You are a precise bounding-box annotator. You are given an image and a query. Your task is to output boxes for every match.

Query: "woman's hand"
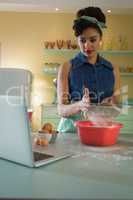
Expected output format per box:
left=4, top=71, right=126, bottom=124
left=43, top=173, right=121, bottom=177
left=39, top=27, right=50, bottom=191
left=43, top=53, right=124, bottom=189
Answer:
left=78, top=88, right=90, bottom=112
left=101, top=96, right=116, bottom=106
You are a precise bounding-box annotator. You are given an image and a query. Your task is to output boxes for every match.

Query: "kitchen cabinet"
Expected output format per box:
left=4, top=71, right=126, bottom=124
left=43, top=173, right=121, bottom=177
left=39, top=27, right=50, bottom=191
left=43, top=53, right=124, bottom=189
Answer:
left=41, top=104, right=133, bottom=134
left=115, top=106, right=133, bottom=134
left=41, top=104, right=60, bottom=129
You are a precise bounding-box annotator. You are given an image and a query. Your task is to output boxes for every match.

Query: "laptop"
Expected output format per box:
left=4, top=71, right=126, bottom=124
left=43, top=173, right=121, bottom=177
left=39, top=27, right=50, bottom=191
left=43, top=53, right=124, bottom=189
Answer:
left=0, top=95, right=72, bottom=167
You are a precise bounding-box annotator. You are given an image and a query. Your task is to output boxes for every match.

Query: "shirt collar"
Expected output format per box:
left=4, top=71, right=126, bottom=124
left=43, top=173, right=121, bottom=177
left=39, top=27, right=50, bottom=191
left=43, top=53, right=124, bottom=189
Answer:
left=77, top=52, right=103, bottom=65
left=72, top=52, right=113, bottom=70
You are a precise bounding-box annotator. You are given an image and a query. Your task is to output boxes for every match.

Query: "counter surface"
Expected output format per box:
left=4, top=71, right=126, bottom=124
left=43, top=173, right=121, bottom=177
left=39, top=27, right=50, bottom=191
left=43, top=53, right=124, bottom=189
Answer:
left=1, top=133, right=133, bottom=199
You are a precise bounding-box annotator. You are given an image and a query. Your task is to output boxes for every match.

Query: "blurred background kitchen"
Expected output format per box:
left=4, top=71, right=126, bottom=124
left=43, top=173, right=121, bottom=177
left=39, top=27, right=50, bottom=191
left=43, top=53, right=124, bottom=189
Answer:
left=0, top=0, right=133, bottom=131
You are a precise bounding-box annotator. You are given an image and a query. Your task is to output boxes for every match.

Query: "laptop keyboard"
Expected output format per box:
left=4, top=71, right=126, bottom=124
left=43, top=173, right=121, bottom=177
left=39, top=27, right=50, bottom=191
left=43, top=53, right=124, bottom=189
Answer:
left=33, top=152, right=54, bottom=162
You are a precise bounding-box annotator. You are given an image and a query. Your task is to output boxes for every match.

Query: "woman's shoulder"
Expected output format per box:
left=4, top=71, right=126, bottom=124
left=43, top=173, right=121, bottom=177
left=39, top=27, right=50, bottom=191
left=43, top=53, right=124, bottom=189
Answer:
left=102, top=57, right=119, bottom=71
left=58, top=61, right=72, bottom=76
left=70, top=52, right=85, bottom=70
left=101, top=57, right=120, bottom=75
left=100, top=56, right=112, bottom=65
left=71, top=52, right=82, bottom=63
left=59, top=52, right=81, bottom=74
left=100, top=56, right=114, bottom=69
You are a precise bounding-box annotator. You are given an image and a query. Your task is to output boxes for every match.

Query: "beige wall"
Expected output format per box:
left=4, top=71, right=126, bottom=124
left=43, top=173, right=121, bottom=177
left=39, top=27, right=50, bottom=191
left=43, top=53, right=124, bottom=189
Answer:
left=105, top=15, right=133, bottom=49
left=0, top=12, right=75, bottom=129
left=0, top=11, right=133, bottom=129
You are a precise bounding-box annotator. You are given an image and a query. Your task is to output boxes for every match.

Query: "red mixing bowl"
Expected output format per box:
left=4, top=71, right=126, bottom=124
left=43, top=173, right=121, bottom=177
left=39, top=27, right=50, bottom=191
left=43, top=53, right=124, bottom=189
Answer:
left=75, top=121, right=123, bottom=146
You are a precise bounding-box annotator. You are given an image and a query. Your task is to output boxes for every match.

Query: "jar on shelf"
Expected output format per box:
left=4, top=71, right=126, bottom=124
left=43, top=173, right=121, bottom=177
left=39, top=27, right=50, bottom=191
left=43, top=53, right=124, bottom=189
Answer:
left=119, top=65, right=125, bottom=73
left=49, top=42, right=56, bottom=49
left=44, top=41, right=49, bottom=49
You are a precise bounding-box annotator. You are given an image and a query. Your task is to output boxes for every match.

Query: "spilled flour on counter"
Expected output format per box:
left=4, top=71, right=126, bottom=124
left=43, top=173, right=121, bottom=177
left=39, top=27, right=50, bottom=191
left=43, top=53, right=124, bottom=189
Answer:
left=72, top=148, right=133, bottom=167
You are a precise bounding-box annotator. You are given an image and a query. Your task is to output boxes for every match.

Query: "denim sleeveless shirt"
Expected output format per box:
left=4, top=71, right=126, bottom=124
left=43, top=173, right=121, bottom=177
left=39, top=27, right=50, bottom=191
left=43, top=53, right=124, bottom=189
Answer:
left=69, top=52, right=115, bottom=103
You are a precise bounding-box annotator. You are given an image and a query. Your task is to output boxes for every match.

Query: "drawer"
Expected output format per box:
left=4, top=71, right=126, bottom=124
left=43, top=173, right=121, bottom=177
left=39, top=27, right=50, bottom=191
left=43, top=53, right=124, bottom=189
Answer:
left=43, top=105, right=58, bottom=113
left=116, top=120, right=133, bottom=129
left=115, top=114, right=133, bottom=121
left=42, top=112, right=59, bottom=118
left=122, top=122, right=133, bottom=130
left=120, top=129, right=133, bottom=134
left=41, top=118, right=60, bottom=129
left=116, top=107, right=133, bottom=120
left=115, top=120, right=133, bottom=134
left=42, top=105, right=59, bottom=118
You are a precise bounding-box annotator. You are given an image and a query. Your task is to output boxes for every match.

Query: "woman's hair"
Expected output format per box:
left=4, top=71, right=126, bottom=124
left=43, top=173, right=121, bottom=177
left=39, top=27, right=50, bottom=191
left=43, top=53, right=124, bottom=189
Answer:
left=73, top=7, right=106, bottom=37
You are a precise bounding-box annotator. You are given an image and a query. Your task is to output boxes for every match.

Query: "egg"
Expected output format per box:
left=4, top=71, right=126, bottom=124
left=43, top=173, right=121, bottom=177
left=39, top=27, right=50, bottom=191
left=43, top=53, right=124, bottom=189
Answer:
left=41, top=138, right=49, bottom=146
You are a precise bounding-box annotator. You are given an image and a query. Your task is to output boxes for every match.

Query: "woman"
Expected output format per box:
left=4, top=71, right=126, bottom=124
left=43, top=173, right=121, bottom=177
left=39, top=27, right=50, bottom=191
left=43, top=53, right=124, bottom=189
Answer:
left=57, top=7, right=120, bottom=133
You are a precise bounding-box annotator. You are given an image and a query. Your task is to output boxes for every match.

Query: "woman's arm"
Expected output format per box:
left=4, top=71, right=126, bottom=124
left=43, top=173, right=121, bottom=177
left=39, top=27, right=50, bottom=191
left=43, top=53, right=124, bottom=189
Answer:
left=57, top=61, right=80, bottom=117
left=57, top=62, right=90, bottom=117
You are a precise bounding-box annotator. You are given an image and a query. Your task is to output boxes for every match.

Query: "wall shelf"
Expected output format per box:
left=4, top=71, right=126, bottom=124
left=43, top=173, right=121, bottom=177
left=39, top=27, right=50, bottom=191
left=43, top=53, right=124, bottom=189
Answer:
left=120, top=73, right=133, bottom=76
left=43, top=68, right=57, bottom=75
left=43, top=49, right=133, bottom=76
left=44, top=49, right=79, bottom=57
left=43, top=71, right=133, bottom=77
left=44, top=49, right=133, bottom=56
left=99, top=50, right=133, bottom=56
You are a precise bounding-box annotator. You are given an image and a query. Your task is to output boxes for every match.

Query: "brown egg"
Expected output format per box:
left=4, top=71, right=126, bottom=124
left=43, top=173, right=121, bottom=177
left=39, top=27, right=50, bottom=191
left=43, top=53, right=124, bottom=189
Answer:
left=42, top=123, right=53, bottom=133
left=36, top=138, right=41, bottom=145
left=41, top=138, right=49, bottom=146
left=49, top=130, right=57, bottom=134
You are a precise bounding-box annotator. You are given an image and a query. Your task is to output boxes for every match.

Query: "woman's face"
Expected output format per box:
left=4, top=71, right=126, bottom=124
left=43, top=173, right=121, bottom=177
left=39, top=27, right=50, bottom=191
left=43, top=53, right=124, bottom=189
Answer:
left=77, top=27, right=102, bottom=57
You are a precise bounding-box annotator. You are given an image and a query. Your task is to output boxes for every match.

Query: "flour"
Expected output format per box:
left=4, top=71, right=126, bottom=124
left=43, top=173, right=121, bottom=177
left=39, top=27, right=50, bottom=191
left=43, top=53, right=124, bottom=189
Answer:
left=83, top=105, right=121, bottom=126
left=72, top=149, right=133, bottom=167
left=84, top=111, right=113, bottom=126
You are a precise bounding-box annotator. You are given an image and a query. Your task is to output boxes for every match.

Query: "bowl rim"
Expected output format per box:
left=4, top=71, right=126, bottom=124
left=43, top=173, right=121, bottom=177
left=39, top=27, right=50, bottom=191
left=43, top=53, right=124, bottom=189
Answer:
left=75, top=120, right=123, bottom=128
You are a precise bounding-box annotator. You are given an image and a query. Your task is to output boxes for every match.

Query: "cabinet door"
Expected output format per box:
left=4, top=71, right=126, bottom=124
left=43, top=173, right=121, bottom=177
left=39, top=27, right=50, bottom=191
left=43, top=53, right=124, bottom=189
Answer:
left=117, top=120, right=133, bottom=134
left=115, top=107, right=133, bottom=134
left=41, top=104, right=60, bottom=129
left=42, top=118, right=60, bottom=129
left=42, top=105, right=59, bottom=117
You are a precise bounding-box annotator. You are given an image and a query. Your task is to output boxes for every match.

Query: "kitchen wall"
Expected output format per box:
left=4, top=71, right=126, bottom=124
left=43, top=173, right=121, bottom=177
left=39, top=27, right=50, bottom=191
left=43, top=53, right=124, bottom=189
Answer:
left=0, top=11, right=133, bottom=129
